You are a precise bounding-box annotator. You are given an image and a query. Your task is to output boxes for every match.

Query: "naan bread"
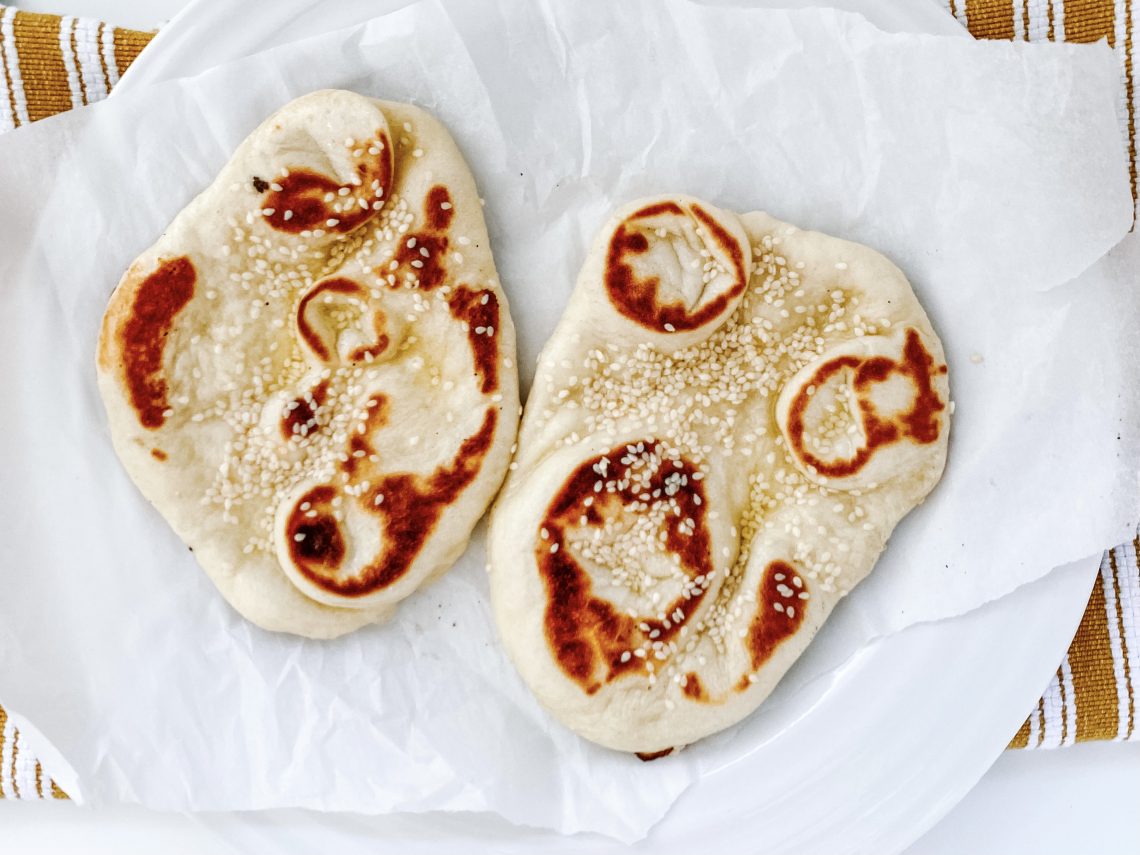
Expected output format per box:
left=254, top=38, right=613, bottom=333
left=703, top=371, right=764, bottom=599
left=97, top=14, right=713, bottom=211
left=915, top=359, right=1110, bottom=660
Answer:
left=97, top=90, right=519, bottom=639
left=488, top=195, right=949, bottom=753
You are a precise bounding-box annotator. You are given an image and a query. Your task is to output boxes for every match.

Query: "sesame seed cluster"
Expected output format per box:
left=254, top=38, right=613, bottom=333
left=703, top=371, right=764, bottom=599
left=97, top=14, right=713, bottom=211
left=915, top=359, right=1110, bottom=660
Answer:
left=563, top=443, right=698, bottom=601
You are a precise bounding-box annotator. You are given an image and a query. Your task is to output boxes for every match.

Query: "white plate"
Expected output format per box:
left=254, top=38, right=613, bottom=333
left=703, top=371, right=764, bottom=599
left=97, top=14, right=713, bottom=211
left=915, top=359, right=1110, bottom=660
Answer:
left=192, top=559, right=1098, bottom=855
left=108, top=2, right=1100, bottom=852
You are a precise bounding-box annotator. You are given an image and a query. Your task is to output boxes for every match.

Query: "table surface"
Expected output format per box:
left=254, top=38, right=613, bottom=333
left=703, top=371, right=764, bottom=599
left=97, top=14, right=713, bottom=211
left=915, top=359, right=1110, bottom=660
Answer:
left=5, top=0, right=1140, bottom=852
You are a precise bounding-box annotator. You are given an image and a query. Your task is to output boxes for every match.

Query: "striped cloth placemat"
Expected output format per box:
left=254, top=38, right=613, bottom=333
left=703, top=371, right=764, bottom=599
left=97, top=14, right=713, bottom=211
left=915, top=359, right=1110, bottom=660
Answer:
left=940, top=0, right=1140, bottom=748
left=0, top=0, right=1137, bottom=802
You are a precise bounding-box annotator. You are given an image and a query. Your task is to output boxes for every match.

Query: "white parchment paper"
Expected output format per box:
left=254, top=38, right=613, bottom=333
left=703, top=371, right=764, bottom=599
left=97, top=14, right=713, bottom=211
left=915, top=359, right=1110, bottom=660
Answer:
left=0, top=0, right=1138, bottom=842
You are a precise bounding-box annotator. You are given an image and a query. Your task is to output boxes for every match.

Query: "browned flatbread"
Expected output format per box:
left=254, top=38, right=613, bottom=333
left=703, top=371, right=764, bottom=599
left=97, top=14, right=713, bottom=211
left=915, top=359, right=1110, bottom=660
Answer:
left=489, top=196, right=948, bottom=753
left=97, top=90, right=519, bottom=638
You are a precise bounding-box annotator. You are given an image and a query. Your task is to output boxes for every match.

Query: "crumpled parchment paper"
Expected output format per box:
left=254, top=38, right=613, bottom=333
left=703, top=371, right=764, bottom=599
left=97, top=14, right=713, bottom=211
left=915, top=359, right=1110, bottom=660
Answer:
left=0, top=0, right=1136, bottom=842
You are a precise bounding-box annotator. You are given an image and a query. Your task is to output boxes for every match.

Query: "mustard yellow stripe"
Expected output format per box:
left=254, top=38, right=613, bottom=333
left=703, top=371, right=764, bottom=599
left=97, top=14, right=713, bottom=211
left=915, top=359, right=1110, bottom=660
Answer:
left=1061, top=0, right=1118, bottom=42
left=1048, top=0, right=1058, bottom=39
left=35, top=759, right=43, bottom=798
left=50, top=780, right=68, bottom=800
left=966, top=0, right=1017, bottom=39
left=1009, top=714, right=1032, bottom=748
left=1021, top=0, right=1031, bottom=40
left=1070, top=573, right=1120, bottom=741
left=111, top=25, right=151, bottom=80
left=12, top=9, right=72, bottom=122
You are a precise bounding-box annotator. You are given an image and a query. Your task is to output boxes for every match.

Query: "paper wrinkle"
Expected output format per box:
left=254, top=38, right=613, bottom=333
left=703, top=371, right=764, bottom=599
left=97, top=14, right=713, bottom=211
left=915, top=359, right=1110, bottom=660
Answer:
left=0, top=0, right=1137, bottom=843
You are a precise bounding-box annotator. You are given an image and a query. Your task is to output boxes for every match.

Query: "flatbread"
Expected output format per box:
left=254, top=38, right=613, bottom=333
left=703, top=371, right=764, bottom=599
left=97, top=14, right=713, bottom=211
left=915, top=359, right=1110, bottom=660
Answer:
left=488, top=195, right=949, bottom=753
left=97, top=90, right=519, bottom=638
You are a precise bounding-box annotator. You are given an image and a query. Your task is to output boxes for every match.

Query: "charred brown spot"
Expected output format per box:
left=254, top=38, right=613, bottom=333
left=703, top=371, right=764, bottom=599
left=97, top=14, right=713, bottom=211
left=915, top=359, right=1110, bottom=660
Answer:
left=338, top=394, right=388, bottom=477
left=292, top=517, right=346, bottom=567
left=290, top=409, right=498, bottom=597
left=633, top=201, right=684, bottom=219
left=120, top=256, right=196, bottom=429
left=388, top=188, right=457, bottom=291
left=251, top=176, right=269, bottom=193
left=286, top=486, right=346, bottom=573
left=737, top=560, right=808, bottom=689
left=635, top=747, right=677, bottom=761
left=425, top=185, right=454, bottom=230
left=603, top=202, right=746, bottom=333
left=150, top=449, right=168, bottom=461
left=681, top=672, right=707, bottom=702
left=537, top=443, right=714, bottom=694
left=259, top=129, right=393, bottom=235
left=786, top=328, right=946, bottom=479
left=447, top=286, right=500, bottom=394
left=280, top=380, right=329, bottom=441
left=395, top=232, right=449, bottom=290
